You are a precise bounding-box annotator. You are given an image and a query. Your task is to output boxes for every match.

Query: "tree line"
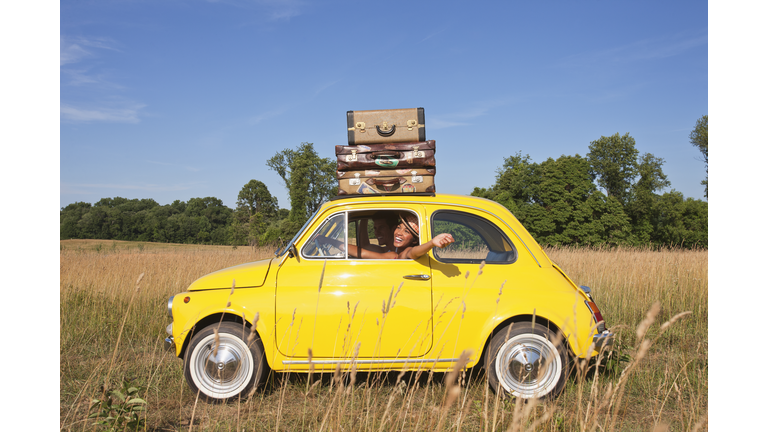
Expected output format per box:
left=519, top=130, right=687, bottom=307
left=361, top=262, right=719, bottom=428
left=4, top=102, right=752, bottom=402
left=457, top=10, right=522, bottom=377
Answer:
left=61, top=117, right=708, bottom=248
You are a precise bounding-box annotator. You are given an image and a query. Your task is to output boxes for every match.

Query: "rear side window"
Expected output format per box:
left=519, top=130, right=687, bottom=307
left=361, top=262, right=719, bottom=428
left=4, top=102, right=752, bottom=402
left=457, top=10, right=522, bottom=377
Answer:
left=431, top=210, right=517, bottom=264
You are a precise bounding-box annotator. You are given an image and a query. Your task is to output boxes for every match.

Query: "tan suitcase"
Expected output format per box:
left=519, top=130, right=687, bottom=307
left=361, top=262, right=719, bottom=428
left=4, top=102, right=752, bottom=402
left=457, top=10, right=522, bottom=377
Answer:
left=337, top=168, right=436, bottom=195
left=347, top=108, right=425, bottom=145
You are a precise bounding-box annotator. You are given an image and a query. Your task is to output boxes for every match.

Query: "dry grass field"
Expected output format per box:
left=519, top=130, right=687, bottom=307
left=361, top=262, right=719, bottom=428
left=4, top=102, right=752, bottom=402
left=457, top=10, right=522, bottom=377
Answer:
left=60, top=240, right=707, bottom=431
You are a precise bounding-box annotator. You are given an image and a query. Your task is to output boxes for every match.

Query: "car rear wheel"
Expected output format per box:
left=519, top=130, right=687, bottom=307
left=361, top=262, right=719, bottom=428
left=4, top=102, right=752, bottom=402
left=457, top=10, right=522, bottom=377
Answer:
left=183, top=322, right=267, bottom=402
left=486, top=322, right=568, bottom=399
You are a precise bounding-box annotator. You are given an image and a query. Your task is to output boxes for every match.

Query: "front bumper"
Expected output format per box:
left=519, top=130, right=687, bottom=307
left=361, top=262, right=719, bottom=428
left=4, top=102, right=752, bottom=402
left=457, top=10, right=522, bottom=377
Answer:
left=593, top=330, right=614, bottom=350
left=164, top=322, right=175, bottom=351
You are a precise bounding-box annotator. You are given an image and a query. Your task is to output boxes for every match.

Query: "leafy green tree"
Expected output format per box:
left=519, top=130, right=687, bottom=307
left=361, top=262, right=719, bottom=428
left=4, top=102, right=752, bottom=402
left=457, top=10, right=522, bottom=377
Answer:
left=651, top=190, right=708, bottom=247
left=60, top=202, right=92, bottom=239
left=472, top=152, right=542, bottom=217
left=60, top=196, right=233, bottom=245
left=627, top=153, right=671, bottom=243
left=236, top=180, right=278, bottom=218
left=689, top=115, right=708, bottom=198
left=267, top=142, right=335, bottom=225
left=230, top=180, right=280, bottom=246
left=474, top=153, right=632, bottom=246
left=587, top=133, right=639, bottom=205
left=535, top=155, right=632, bottom=246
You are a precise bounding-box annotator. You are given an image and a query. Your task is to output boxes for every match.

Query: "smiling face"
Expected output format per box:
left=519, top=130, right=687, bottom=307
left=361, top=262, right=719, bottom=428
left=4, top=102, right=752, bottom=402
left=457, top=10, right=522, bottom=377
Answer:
left=392, top=223, right=415, bottom=248
left=392, top=214, right=419, bottom=248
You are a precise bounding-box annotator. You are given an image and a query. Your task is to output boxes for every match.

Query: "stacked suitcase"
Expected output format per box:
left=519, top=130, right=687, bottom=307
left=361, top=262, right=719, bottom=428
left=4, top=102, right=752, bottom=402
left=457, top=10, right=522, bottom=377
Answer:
left=336, top=108, right=436, bottom=196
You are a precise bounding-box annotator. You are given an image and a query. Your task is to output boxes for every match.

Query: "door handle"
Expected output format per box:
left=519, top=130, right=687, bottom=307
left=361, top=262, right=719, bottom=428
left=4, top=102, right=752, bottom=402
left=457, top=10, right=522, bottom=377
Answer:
left=403, top=274, right=430, bottom=281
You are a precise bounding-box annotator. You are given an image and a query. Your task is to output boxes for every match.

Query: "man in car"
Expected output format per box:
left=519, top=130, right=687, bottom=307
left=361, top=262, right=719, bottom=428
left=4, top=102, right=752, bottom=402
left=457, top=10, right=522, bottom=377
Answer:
left=359, top=213, right=397, bottom=253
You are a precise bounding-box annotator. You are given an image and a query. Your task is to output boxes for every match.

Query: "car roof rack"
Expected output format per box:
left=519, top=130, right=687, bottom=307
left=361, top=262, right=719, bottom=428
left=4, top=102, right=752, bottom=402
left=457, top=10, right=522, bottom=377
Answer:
left=328, top=192, right=436, bottom=201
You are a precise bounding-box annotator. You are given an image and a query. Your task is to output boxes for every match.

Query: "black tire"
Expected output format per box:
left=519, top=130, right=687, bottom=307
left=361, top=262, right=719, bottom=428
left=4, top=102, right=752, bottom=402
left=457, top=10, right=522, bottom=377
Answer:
left=485, top=322, right=568, bottom=399
left=183, top=322, right=267, bottom=402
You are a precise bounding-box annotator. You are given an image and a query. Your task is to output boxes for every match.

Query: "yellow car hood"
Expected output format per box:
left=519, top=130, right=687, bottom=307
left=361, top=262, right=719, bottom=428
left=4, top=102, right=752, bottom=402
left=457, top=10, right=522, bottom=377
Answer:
left=187, top=258, right=273, bottom=291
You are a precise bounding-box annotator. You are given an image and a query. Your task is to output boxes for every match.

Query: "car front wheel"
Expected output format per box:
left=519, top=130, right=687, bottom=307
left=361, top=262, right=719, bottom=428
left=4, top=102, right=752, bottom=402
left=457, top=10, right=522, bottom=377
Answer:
left=183, top=322, right=267, bottom=402
left=486, top=322, right=568, bottom=399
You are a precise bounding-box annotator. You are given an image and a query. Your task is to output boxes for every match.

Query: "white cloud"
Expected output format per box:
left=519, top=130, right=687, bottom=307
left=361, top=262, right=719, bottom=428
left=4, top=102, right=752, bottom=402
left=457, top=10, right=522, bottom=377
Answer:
left=430, top=100, right=510, bottom=130
left=249, top=106, right=290, bottom=125
left=61, top=103, right=145, bottom=124
left=558, top=33, right=708, bottom=68
left=206, top=0, right=305, bottom=20
left=430, top=119, right=470, bottom=130
left=419, top=27, right=449, bottom=44
left=60, top=36, right=141, bottom=123
left=313, top=79, right=340, bottom=97
left=60, top=36, right=118, bottom=66
left=60, top=43, right=91, bottom=66
left=147, top=160, right=201, bottom=172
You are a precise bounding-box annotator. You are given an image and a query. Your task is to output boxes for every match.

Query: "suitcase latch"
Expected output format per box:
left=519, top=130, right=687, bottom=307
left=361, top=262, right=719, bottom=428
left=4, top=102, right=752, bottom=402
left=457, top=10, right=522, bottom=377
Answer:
left=407, top=119, right=417, bottom=130
left=355, top=121, right=366, bottom=133
left=411, top=170, right=423, bottom=183
left=346, top=149, right=358, bottom=162
left=350, top=173, right=361, bottom=186
left=411, top=145, right=425, bottom=158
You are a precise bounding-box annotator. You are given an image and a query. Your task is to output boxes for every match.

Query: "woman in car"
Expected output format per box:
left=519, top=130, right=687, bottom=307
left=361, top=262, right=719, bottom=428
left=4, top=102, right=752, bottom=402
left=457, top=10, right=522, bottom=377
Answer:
left=318, top=213, right=454, bottom=259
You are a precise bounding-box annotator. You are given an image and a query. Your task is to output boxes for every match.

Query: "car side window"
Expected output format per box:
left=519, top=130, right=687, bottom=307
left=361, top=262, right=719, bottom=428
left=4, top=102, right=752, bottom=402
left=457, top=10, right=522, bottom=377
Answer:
left=302, top=213, right=346, bottom=259
left=431, top=211, right=517, bottom=264
left=347, top=209, right=419, bottom=259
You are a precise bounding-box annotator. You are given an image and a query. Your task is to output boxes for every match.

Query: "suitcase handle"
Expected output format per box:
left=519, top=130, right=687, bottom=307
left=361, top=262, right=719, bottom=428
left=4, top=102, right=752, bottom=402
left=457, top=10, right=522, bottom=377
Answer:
left=371, top=151, right=402, bottom=159
left=367, top=177, right=406, bottom=191
left=376, top=124, right=396, bottom=137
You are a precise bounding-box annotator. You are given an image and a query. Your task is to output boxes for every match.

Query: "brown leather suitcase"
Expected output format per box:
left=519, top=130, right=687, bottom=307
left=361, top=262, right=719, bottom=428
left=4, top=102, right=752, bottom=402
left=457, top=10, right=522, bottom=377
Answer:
left=337, top=168, right=436, bottom=195
left=335, top=141, right=436, bottom=171
left=347, top=108, right=425, bottom=145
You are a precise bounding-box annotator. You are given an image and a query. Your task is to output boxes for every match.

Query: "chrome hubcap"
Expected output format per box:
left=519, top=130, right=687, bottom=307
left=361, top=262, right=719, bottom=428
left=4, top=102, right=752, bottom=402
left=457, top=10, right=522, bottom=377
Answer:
left=495, top=334, right=561, bottom=398
left=191, top=333, right=253, bottom=398
left=507, top=347, right=541, bottom=384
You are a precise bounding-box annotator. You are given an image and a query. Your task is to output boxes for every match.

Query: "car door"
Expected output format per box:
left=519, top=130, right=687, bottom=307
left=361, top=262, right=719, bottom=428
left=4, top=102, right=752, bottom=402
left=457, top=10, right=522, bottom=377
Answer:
left=275, top=206, right=433, bottom=360
left=426, top=208, right=521, bottom=359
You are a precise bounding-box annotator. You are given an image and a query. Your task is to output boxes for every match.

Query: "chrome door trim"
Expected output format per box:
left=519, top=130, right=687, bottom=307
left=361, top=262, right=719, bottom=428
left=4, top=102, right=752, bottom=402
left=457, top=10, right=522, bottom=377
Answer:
left=282, top=358, right=459, bottom=365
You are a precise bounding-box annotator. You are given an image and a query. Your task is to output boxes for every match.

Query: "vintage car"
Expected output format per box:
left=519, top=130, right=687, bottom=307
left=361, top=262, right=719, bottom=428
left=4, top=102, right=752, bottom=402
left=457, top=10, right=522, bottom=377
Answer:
left=165, top=193, right=612, bottom=401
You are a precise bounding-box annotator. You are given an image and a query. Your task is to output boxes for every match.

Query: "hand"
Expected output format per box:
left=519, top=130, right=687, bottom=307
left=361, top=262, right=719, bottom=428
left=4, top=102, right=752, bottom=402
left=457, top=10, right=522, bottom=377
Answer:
left=431, top=233, right=455, bottom=248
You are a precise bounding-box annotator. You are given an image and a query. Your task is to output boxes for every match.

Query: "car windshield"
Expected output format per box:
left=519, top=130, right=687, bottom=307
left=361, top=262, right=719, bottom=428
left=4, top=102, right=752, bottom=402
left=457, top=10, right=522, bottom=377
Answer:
left=274, top=207, right=322, bottom=257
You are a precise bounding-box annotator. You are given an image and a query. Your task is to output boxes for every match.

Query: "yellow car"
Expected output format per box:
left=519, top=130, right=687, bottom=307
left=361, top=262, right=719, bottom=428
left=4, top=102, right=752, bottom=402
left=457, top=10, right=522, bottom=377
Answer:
left=165, top=193, right=612, bottom=401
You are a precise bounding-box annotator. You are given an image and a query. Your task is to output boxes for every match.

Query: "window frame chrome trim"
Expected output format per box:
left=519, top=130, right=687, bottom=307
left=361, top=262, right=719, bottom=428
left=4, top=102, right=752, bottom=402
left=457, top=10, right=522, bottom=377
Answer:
left=299, top=207, right=424, bottom=261
left=429, top=209, right=519, bottom=265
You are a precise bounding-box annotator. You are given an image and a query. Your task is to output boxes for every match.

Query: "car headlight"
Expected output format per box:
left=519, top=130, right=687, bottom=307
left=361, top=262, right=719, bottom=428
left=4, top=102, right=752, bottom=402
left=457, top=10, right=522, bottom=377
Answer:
left=167, top=295, right=174, bottom=318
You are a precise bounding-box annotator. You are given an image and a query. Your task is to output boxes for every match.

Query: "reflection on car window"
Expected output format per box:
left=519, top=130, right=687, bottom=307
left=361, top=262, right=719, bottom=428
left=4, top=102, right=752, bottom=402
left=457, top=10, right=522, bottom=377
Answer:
left=302, top=213, right=346, bottom=259
left=431, top=211, right=517, bottom=264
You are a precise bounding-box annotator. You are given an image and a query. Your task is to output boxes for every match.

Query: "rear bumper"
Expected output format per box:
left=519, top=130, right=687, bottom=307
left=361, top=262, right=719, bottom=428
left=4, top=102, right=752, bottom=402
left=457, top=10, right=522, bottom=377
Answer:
left=593, top=330, right=614, bottom=350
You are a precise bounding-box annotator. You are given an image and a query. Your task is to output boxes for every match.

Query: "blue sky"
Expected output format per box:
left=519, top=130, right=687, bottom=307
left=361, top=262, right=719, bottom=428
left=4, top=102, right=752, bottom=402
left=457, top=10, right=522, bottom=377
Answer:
left=58, top=0, right=708, bottom=210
